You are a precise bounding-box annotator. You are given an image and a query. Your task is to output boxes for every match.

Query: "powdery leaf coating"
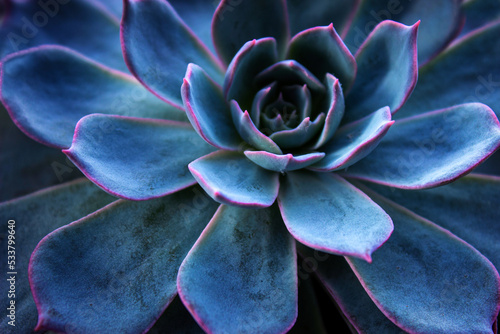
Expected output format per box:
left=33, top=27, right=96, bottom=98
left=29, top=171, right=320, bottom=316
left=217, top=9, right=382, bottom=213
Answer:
left=189, top=150, right=280, bottom=208
left=364, top=174, right=500, bottom=272
left=347, top=187, right=500, bottom=334
left=178, top=204, right=297, bottom=334
left=30, top=187, right=219, bottom=334
left=345, top=20, right=419, bottom=122
left=64, top=114, right=215, bottom=200
left=278, top=171, right=393, bottom=261
left=0, top=180, right=115, bottom=333
left=182, top=63, right=242, bottom=150
left=345, top=103, right=500, bottom=189
left=0, top=46, right=187, bottom=149
left=121, top=0, right=224, bottom=108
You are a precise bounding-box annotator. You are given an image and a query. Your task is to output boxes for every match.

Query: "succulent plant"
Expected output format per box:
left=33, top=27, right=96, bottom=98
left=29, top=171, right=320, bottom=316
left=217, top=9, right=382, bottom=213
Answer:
left=1, top=0, right=500, bottom=333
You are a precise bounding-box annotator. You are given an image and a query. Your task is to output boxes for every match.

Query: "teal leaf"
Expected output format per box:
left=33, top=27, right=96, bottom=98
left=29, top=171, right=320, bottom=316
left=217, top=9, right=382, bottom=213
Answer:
left=64, top=114, right=215, bottom=200
left=278, top=171, right=393, bottom=261
left=230, top=100, right=283, bottom=154
left=189, top=150, right=280, bottom=208
left=344, top=0, right=463, bottom=64
left=311, top=74, right=345, bottom=149
left=0, top=46, right=188, bottom=149
left=212, top=0, right=289, bottom=65
left=345, top=103, right=500, bottom=189
left=29, top=187, right=218, bottom=333
left=345, top=20, right=419, bottom=122
left=0, top=179, right=115, bottom=333
left=0, top=0, right=127, bottom=71
left=287, top=0, right=360, bottom=37
left=361, top=174, right=500, bottom=272
left=182, top=63, right=242, bottom=150
left=121, top=0, right=224, bottom=108
left=178, top=204, right=297, bottom=333
left=397, top=21, right=500, bottom=120
left=461, top=0, right=500, bottom=35
left=224, top=38, right=278, bottom=112
left=244, top=151, right=325, bottom=173
left=287, top=24, right=357, bottom=89
left=347, top=186, right=500, bottom=334
left=310, top=107, right=393, bottom=172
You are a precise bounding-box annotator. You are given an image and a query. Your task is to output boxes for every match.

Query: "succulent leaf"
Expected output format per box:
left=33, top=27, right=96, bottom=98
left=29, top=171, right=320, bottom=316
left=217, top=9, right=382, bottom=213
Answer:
left=188, top=150, right=280, bottom=208
left=244, top=151, right=325, bottom=173
left=398, top=21, right=500, bottom=120
left=64, top=115, right=215, bottom=200
left=254, top=60, right=325, bottom=93
left=311, top=74, right=346, bottom=149
left=287, top=0, right=360, bottom=37
left=362, top=174, right=500, bottom=272
left=212, top=0, right=289, bottom=65
left=310, top=106, right=393, bottom=172
left=230, top=100, right=283, bottom=154
left=270, top=114, right=326, bottom=149
left=344, top=0, right=463, bottom=64
left=345, top=20, right=419, bottom=122
left=278, top=171, right=393, bottom=261
left=0, top=180, right=115, bottom=333
left=287, top=24, right=357, bottom=89
left=345, top=103, right=500, bottom=189
left=0, top=46, right=187, bottom=149
left=224, top=38, right=279, bottom=111
left=121, top=0, right=224, bottom=109
left=178, top=204, right=297, bottom=334
left=461, top=0, right=500, bottom=35
left=182, top=63, right=242, bottom=150
left=347, top=187, right=500, bottom=334
left=29, top=187, right=219, bottom=334
left=0, top=0, right=127, bottom=71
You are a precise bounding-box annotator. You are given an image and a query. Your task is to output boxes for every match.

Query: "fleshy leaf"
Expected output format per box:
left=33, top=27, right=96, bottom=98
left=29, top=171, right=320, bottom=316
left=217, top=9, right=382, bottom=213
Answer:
left=244, top=151, right=325, bottom=173
left=0, top=0, right=127, bottom=71
left=121, top=0, right=224, bottom=108
left=212, top=0, right=289, bottom=65
left=298, top=246, right=405, bottom=333
left=224, top=38, right=278, bottom=112
left=311, top=74, right=345, bottom=149
left=310, top=107, right=393, bottom=171
left=278, top=171, right=393, bottom=261
left=189, top=150, right=279, bottom=208
left=178, top=204, right=297, bottom=334
left=0, top=105, right=82, bottom=201
left=182, top=63, right=242, bottom=150
left=344, top=20, right=418, bottom=122
left=287, top=0, right=360, bottom=37
left=282, top=84, right=312, bottom=121
left=347, top=187, right=500, bottom=334
left=255, top=60, right=325, bottom=93
left=398, top=21, right=500, bottom=120
left=251, top=83, right=279, bottom=127
left=343, top=0, right=463, bottom=64
left=64, top=114, right=215, bottom=200
left=345, top=103, right=500, bottom=189
left=287, top=24, right=356, bottom=89
left=362, top=174, right=500, bottom=272
left=0, top=46, right=187, bottom=149
left=230, top=100, right=283, bottom=154
left=461, top=0, right=500, bottom=35
left=30, top=187, right=219, bottom=334
left=0, top=179, right=115, bottom=333
left=270, top=115, right=325, bottom=149
left=169, top=0, right=219, bottom=52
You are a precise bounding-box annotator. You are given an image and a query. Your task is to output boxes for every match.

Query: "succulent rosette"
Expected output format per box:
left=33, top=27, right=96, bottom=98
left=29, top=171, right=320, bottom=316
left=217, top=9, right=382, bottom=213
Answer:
left=1, top=0, right=500, bottom=333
